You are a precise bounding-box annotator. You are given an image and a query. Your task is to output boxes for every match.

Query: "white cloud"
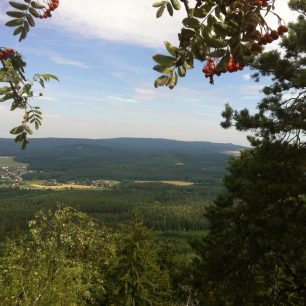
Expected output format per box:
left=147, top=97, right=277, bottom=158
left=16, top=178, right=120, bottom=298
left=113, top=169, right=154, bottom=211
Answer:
left=50, top=0, right=185, bottom=48
left=49, top=54, right=90, bottom=69
left=105, top=96, right=138, bottom=104
left=133, top=86, right=157, bottom=101
left=39, top=96, right=57, bottom=102
left=239, top=84, right=263, bottom=96
left=242, top=74, right=251, bottom=81
left=46, top=0, right=297, bottom=49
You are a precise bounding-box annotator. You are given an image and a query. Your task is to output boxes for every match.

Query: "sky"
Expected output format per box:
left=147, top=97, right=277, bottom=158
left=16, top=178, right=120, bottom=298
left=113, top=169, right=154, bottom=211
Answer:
left=0, top=0, right=297, bottom=145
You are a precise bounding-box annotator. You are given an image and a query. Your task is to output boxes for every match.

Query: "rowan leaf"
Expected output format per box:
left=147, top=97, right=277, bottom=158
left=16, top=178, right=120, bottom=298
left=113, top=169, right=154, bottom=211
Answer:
left=166, top=2, right=173, bottom=16
left=5, top=19, right=24, bottom=27
left=156, top=5, right=165, bottom=18
left=164, top=41, right=178, bottom=57
left=170, top=0, right=180, bottom=10
left=153, top=54, right=176, bottom=66
left=152, top=1, right=166, bottom=8
left=9, top=1, right=28, bottom=10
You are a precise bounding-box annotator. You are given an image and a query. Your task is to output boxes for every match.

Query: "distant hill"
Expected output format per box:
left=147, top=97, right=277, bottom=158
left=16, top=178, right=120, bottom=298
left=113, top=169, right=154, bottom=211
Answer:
left=0, top=138, right=246, bottom=184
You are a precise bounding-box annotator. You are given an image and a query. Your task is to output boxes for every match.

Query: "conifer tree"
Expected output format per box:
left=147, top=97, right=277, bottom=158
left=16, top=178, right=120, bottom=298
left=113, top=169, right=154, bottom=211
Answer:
left=189, top=1, right=306, bottom=305
left=104, top=214, right=173, bottom=306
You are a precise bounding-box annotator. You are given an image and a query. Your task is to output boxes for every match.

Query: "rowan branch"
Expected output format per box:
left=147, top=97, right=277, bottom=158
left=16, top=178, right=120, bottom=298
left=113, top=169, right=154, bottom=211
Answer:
left=180, top=0, right=191, bottom=17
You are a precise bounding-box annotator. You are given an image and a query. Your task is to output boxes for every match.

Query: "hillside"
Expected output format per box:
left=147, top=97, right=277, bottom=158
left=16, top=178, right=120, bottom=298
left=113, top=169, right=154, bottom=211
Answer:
left=0, top=138, right=245, bottom=184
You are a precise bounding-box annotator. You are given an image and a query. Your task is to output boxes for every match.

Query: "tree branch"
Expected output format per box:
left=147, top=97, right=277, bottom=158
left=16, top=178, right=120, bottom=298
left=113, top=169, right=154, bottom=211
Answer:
left=180, top=0, right=191, bottom=17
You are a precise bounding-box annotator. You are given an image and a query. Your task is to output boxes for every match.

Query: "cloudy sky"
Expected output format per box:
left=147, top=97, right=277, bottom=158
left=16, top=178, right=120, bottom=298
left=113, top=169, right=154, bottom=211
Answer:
left=0, top=1, right=297, bottom=145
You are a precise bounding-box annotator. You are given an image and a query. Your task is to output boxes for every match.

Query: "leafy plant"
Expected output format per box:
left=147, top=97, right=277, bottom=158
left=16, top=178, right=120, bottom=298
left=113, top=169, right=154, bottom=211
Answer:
left=2, top=1, right=60, bottom=149
left=152, top=0, right=288, bottom=87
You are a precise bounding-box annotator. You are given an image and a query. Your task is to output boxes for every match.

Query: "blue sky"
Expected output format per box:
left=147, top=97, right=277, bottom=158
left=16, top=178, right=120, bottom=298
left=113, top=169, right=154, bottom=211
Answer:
left=0, top=1, right=295, bottom=145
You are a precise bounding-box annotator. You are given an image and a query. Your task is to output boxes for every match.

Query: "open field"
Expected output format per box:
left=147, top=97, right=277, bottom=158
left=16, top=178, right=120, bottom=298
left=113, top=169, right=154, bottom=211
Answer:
left=30, top=184, right=99, bottom=190
left=21, top=180, right=120, bottom=190
left=135, top=180, right=195, bottom=186
left=0, top=156, right=27, bottom=168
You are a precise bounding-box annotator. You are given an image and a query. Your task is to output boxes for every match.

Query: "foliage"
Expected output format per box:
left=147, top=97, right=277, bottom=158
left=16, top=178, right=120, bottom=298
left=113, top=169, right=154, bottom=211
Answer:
left=104, top=214, right=173, bottom=305
left=1, top=1, right=59, bottom=148
left=0, top=206, right=116, bottom=305
left=0, top=206, right=180, bottom=305
left=152, top=0, right=288, bottom=87
left=189, top=1, right=306, bottom=304
left=221, top=5, right=306, bottom=145
left=190, top=144, right=306, bottom=305
left=0, top=184, right=214, bottom=241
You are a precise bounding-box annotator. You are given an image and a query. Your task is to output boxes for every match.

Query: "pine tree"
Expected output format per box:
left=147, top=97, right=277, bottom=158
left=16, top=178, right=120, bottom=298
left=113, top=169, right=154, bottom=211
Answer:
left=189, top=1, right=306, bottom=305
left=104, top=214, right=173, bottom=306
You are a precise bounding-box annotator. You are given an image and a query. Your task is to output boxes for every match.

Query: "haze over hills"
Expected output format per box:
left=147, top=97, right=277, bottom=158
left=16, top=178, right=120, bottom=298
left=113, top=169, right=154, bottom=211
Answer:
left=0, top=138, right=246, bottom=184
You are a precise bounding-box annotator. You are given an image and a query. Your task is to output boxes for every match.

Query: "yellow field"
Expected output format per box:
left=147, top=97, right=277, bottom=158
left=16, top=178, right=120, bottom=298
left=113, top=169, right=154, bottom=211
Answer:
left=30, top=183, right=99, bottom=190
left=135, top=180, right=194, bottom=186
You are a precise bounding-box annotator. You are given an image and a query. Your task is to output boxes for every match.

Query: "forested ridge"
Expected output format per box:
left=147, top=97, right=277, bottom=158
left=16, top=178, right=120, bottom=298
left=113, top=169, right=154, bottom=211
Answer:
left=0, top=138, right=243, bottom=183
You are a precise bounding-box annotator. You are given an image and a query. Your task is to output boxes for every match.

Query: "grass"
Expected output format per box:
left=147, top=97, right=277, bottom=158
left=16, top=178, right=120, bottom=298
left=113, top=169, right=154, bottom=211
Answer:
left=0, top=156, right=28, bottom=168
left=21, top=180, right=120, bottom=190
left=135, top=180, right=195, bottom=186
left=30, top=184, right=100, bottom=190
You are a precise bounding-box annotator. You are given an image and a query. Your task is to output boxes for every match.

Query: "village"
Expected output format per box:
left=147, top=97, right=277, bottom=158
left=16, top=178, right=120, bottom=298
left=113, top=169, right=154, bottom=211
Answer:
left=0, top=166, right=30, bottom=186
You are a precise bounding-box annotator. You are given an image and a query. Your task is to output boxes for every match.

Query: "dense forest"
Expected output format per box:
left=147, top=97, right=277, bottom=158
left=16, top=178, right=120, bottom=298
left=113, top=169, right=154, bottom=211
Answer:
left=0, top=138, right=243, bottom=183
left=0, top=183, right=221, bottom=242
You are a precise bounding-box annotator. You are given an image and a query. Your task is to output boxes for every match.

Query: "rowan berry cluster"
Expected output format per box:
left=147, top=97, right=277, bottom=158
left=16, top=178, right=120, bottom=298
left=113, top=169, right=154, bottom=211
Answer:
left=202, top=56, right=244, bottom=78
left=0, top=48, right=15, bottom=61
left=248, top=0, right=269, bottom=8
left=39, top=0, right=60, bottom=19
left=251, top=25, right=288, bottom=53
left=256, top=0, right=268, bottom=7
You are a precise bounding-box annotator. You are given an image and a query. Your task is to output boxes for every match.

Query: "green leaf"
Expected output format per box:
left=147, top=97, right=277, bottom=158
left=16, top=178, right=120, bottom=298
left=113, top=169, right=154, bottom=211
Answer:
left=19, top=22, right=29, bottom=41
left=178, top=65, right=186, bottom=77
left=164, top=41, right=177, bottom=57
left=166, top=2, right=173, bottom=16
left=207, top=15, right=217, bottom=31
left=29, top=7, right=40, bottom=18
left=10, top=126, right=24, bottom=135
left=152, top=1, right=166, bottom=8
left=26, top=14, right=35, bottom=27
left=152, top=54, right=176, bottom=66
left=6, top=11, right=25, bottom=18
left=156, top=5, right=165, bottom=18
left=154, top=75, right=168, bottom=88
left=38, top=74, right=60, bottom=82
left=167, top=71, right=178, bottom=89
left=21, top=138, right=29, bottom=150
left=209, top=49, right=227, bottom=57
left=217, top=50, right=231, bottom=70
left=30, top=1, right=45, bottom=9
left=9, top=1, right=28, bottom=10
left=0, top=87, right=12, bottom=95
left=0, top=94, right=14, bottom=102
left=193, top=7, right=206, bottom=18
left=5, top=18, right=24, bottom=27
left=182, top=17, right=200, bottom=30
left=202, top=30, right=228, bottom=48
left=153, top=65, right=173, bottom=74
left=170, top=0, right=180, bottom=10
left=13, top=26, right=23, bottom=35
